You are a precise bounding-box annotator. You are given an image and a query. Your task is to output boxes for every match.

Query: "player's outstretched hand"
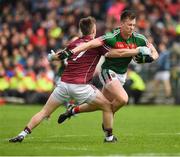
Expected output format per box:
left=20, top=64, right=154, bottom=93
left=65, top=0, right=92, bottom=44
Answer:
left=56, top=48, right=74, bottom=60
left=47, top=50, right=56, bottom=62
left=47, top=49, right=74, bottom=62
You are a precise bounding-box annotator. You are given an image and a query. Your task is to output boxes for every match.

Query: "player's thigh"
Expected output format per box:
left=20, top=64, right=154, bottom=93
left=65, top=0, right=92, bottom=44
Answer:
left=70, top=84, right=96, bottom=105
left=99, top=69, right=128, bottom=102
left=41, top=94, right=62, bottom=116
left=102, top=87, right=114, bottom=102
left=41, top=82, right=70, bottom=116
left=106, top=79, right=128, bottom=103
left=70, top=84, right=109, bottom=111
left=88, top=89, right=111, bottom=111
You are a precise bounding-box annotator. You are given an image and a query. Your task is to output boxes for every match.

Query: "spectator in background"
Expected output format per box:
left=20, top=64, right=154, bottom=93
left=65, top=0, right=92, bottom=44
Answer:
left=0, top=0, right=179, bottom=104
left=150, top=42, right=172, bottom=102
left=106, top=0, right=126, bottom=30
left=124, top=65, right=146, bottom=104
left=0, top=62, right=9, bottom=96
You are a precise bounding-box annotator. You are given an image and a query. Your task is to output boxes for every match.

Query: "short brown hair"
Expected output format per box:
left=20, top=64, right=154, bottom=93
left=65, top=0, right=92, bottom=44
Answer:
left=120, top=10, right=137, bottom=21
left=79, top=16, right=96, bottom=35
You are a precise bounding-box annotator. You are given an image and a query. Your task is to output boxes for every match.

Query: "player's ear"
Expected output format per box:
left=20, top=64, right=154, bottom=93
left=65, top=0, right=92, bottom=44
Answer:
left=119, top=21, right=123, bottom=28
left=92, top=25, right=96, bottom=37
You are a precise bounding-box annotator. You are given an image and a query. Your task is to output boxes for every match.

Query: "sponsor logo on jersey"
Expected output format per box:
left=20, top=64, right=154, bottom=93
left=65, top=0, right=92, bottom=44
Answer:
left=115, top=42, right=137, bottom=49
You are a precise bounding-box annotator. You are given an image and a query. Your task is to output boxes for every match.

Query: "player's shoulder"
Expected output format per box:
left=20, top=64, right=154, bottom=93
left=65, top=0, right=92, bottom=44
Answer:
left=103, top=28, right=120, bottom=40
left=133, top=32, right=147, bottom=41
left=67, top=37, right=85, bottom=49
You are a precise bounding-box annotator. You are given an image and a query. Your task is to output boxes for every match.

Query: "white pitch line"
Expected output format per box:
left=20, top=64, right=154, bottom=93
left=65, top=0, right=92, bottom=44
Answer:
left=30, top=146, right=89, bottom=151
left=2, top=134, right=92, bottom=141
left=148, top=132, right=180, bottom=136
left=3, top=132, right=180, bottom=142
left=123, top=132, right=180, bottom=136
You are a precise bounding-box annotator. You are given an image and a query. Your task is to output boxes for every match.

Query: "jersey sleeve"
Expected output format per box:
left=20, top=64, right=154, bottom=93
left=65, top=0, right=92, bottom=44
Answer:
left=134, top=33, right=150, bottom=47
left=99, top=31, right=117, bottom=48
left=96, top=45, right=109, bottom=56
left=67, top=42, right=76, bottom=50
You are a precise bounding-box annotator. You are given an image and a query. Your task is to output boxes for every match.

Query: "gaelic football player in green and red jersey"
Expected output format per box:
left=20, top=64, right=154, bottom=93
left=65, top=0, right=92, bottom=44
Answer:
left=57, top=10, right=158, bottom=123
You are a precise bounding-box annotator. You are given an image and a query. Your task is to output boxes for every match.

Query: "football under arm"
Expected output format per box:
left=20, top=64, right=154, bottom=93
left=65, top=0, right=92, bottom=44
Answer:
left=105, top=48, right=139, bottom=58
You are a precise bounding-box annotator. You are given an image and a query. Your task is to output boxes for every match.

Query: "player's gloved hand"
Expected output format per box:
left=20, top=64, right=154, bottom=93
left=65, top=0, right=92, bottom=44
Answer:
left=47, top=50, right=56, bottom=62
left=134, top=46, right=153, bottom=63
left=56, top=48, right=73, bottom=60
left=134, top=53, right=154, bottom=63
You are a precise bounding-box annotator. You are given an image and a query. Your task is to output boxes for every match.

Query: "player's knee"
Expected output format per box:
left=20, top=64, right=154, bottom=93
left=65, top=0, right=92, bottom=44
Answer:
left=102, top=101, right=112, bottom=112
left=116, top=94, right=128, bottom=106
left=121, top=97, right=128, bottom=106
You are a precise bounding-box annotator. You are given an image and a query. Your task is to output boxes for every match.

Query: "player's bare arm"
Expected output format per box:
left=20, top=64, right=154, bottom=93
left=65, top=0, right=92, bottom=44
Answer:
left=48, top=38, right=103, bottom=61
left=105, top=45, right=157, bottom=58
left=105, top=48, right=139, bottom=58
left=72, top=37, right=103, bottom=54
left=148, top=43, right=159, bottom=60
left=105, top=44, right=159, bottom=63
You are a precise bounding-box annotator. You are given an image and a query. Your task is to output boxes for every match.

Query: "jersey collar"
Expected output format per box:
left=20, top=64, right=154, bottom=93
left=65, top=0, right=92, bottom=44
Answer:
left=81, top=35, right=93, bottom=41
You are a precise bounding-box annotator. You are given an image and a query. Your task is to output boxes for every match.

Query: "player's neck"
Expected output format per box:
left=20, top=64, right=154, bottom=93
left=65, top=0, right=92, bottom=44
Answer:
left=90, top=34, right=95, bottom=39
left=120, top=31, right=131, bottom=40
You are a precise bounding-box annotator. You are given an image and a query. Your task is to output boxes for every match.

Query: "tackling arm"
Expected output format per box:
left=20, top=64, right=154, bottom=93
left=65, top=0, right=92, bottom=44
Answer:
left=48, top=38, right=103, bottom=61
left=72, top=38, right=103, bottom=54
left=105, top=48, right=139, bottom=58
left=47, top=49, right=72, bottom=61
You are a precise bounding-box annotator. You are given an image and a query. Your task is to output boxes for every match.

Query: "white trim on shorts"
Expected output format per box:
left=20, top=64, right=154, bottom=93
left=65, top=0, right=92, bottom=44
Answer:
left=99, top=69, right=127, bottom=87
left=51, top=80, right=97, bottom=105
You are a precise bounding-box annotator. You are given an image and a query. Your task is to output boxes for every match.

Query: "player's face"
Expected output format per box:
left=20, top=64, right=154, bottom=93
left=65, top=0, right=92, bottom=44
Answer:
left=121, top=18, right=136, bottom=37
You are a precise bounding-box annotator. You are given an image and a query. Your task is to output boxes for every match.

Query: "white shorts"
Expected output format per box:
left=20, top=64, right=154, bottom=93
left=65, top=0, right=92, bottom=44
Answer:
left=99, top=69, right=127, bottom=87
left=154, top=71, right=170, bottom=81
left=51, top=80, right=97, bottom=105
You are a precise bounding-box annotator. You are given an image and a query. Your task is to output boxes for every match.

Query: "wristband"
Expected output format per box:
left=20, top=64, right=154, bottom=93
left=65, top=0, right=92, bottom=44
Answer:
left=58, top=48, right=73, bottom=60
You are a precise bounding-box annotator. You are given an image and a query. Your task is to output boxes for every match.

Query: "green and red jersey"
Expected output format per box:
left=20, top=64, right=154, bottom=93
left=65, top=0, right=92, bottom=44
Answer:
left=100, top=28, right=149, bottom=74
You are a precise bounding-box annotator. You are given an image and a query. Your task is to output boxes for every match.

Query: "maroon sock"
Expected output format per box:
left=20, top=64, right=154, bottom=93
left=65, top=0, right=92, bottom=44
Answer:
left=104, top=128, right=113, bottom=137
left=24, top=126, right=31, bottom=134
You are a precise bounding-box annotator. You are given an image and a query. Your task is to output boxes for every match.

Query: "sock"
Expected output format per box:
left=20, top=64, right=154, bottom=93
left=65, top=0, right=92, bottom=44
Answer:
left=71, top=106, right=80, bottom=114
left=19, top=126, right=31, bottom=137
left=104, top=128, right=113, bottom=137
left=66, top=103, right=72, bottom=109
left=104, top=128, right=114, bottom=141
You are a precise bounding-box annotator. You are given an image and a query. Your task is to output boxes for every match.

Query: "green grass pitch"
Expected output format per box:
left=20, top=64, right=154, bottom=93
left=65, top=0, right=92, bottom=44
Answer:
left=0, top=104, right=180, bottom=156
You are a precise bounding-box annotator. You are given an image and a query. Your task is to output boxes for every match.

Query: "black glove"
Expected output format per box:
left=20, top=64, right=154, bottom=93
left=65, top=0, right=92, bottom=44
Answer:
left=134, top=53, right=154, bottom=63
left=57, top=48, right=73, bottom=60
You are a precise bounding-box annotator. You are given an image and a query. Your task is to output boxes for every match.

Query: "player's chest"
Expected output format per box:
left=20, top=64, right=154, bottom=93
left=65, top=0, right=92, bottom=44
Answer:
left=114, top=41, right=137, bottom=49
left=114, top=38, right=137, bottom=49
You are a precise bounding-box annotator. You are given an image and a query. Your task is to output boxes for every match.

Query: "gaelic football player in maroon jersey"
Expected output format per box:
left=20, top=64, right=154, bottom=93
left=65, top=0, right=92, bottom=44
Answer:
left=9, top=17, right=118, bottom=143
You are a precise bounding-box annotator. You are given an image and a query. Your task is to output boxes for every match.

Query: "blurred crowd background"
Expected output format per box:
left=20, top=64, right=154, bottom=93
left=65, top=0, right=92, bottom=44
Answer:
left=0, top=0, right=180, bottom=105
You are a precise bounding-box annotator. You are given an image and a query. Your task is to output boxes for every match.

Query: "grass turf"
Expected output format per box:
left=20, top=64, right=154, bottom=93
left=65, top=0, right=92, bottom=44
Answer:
left=0, top=104, right=180, bottom=156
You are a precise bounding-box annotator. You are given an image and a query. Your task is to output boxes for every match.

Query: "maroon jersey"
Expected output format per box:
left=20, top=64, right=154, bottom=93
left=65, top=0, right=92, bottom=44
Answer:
left=61, top=35, right=107, bottom=84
